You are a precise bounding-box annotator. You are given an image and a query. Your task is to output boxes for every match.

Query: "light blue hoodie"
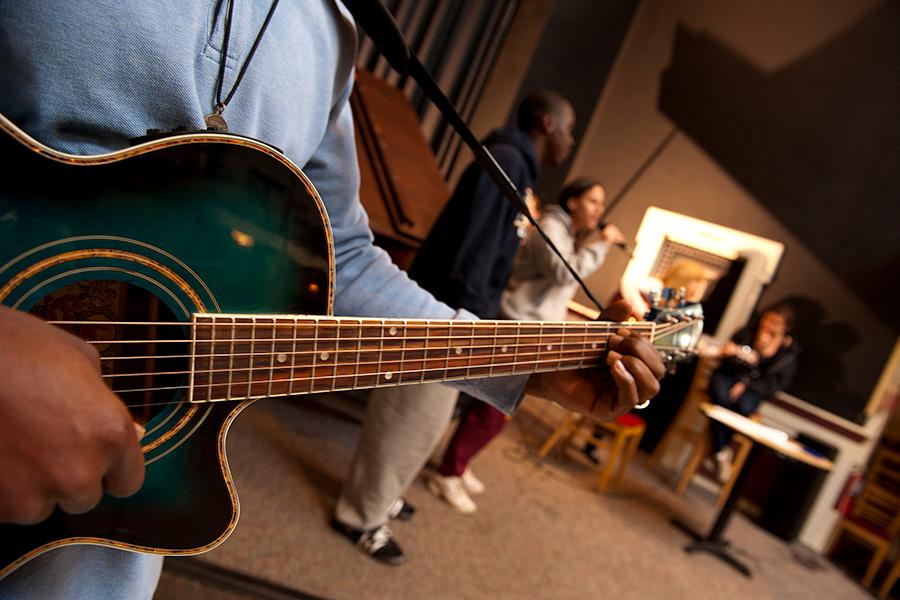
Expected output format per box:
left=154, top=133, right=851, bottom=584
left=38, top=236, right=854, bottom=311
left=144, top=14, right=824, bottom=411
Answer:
left=0, top=2, right=525, bottom=597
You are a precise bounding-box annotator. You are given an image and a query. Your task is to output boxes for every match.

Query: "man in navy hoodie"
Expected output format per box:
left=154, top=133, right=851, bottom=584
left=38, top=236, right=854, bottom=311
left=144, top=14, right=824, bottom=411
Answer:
left=410, top=90, right=574, bottom=317
left=332, top=90, right=577, bottom=563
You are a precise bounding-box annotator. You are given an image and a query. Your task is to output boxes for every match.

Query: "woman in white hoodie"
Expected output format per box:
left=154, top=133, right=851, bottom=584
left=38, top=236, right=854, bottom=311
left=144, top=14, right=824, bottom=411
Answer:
left=501, top=178, right=625, bottom=321
left=428, top=179, right=626, bottom=514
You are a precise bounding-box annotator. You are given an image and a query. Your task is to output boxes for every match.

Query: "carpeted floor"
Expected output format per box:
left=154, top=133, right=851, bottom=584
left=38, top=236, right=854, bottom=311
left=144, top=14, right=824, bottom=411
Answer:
left=154, top=394, right=871, bottom=600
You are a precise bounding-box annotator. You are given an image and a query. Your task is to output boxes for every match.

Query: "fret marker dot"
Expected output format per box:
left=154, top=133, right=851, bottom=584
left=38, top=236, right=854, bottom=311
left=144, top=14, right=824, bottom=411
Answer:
left=385, top=371, right=393, bottom=380
left=389, top=327, right=397, bottom=336
left=592, top=343, right=598, bottom=349
left=502, top=345, right=508, bottom=353
left=320, top=352, right=330, bottom=361
left=547, top=344, right=553, bottom=351
left=277, top=353, right=287, bottom=363
left=455, top=347, right=463, bottom=355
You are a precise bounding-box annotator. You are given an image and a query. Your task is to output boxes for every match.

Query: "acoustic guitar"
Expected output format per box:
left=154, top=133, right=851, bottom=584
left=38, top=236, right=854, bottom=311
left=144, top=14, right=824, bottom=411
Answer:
left=0, top=112, right=703, bottom=578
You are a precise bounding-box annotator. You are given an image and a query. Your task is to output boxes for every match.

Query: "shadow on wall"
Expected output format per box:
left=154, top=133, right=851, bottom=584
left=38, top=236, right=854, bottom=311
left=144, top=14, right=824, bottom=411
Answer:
left=657, top=1, right=900, bottom=333
left=781, top=296, right=864, bottom=423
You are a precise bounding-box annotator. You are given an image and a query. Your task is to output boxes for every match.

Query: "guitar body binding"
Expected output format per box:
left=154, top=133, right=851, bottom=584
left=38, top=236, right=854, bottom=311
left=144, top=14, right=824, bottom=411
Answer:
left=0, top=114, right=334, bottom=578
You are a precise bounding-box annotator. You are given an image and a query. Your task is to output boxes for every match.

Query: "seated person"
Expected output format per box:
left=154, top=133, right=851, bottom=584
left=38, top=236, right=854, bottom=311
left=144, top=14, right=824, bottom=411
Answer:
left=706, top=302, right=799, bottom=479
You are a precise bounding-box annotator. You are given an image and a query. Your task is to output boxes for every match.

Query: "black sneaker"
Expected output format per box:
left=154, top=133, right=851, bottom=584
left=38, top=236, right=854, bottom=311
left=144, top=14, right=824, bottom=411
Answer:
left=582, top=442, right=602, bottom=465
left=330, top=518, right=406, bottom=566
left=387, top=498, right=416, bottom=521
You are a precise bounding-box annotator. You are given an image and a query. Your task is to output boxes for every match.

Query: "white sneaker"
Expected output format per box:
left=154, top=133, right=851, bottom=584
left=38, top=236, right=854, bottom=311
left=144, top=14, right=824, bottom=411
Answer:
left=428, top=474, right=478, bottom=514
left=714, top=448, right=733, bottom=483
left=461, top=468, right=486, bottom=495
left=716, top=447, right=734, bottom=463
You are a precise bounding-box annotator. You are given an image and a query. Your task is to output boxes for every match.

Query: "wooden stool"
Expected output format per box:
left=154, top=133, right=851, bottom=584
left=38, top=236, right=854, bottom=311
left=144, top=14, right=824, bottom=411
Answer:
left=879, top=554, right=900, bottom=599
left=538, top=411, right=646, bottom=491
left=674, top=414, right=758, bottom=506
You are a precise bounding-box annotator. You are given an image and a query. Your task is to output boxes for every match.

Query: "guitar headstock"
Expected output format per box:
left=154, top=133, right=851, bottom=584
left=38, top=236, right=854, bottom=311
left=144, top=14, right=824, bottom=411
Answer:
left=644, top=288, right=704, bottom=366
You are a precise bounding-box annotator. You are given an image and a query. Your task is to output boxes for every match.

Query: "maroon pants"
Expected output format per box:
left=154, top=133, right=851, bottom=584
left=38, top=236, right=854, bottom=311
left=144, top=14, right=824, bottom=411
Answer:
left=438, top=398, right=508, bottom=477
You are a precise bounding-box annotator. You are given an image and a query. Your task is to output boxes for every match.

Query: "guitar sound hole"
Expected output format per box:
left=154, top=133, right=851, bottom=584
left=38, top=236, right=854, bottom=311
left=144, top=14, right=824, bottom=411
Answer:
left=29, top=280, right=189, bottom=425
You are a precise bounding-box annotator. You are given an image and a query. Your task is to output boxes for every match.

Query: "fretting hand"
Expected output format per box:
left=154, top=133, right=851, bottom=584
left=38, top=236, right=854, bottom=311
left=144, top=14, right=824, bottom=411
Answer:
left=526, top=301, right=665, bottom=421
left=0, top=306, right=145, bottom=525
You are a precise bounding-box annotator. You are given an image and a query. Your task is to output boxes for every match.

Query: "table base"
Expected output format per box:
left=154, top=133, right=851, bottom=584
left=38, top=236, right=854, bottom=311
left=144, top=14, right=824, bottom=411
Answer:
left=671, top=518, right=752, bottom=577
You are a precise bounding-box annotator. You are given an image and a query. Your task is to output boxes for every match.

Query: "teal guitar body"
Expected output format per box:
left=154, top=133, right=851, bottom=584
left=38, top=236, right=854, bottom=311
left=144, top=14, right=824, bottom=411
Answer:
left=0, top=113, right=334, bottom=578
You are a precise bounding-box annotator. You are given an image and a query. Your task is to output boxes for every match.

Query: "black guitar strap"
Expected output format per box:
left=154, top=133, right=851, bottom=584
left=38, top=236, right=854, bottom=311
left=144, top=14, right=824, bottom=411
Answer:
left=340, top=0, right=606, bottom=312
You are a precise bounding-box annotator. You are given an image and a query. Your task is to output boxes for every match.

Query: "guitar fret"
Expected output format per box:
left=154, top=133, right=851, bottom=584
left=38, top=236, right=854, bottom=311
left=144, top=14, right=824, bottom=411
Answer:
left=489, top=322, right=498, bottom=376
left=189, top=317, right=200, bottom=402
left=288, top=317, right=298, bottom=396
left=352, top=318, right=362, bottom=390
left=309, top=319, right=319, bottom=394
left=421, top=323, right=429, bottom=384
left=227, top=317, right=236, bottom=400
left=208, top=316, right=216, bottom=400
left=267, top=318, right=277, bottom=398
left=399, top=319, right=408, bottom=385
left=465, top=322, right=474, bottom=379
left=377, top=319, right=385, bottom=385
left=514, top=322, right=521, bottom=375
left=245, top=318, right=255, bottom=399
left=586, top=323, right=592, bottom=367
left=444, top=322, right=452, bottom=381
left=331, top=320, right=339, bottom=392
left=557, top=322, right=565, bottom=370
left=536, top=323, right=544, bottom=373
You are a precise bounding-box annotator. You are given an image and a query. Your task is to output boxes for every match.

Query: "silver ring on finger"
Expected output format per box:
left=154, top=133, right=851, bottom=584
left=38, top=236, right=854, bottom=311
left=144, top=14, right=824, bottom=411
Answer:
left=635, top=400, right=651, bottom=410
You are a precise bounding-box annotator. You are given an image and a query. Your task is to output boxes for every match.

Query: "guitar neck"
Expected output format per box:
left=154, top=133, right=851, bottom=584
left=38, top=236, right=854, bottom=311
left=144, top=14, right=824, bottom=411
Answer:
left=188, top=314, right=658, bottom=403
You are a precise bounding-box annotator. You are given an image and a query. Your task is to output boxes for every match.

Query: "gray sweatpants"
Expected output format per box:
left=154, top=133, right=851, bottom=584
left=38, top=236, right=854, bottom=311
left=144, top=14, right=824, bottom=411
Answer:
left=334, top=383, right=458, bottom=530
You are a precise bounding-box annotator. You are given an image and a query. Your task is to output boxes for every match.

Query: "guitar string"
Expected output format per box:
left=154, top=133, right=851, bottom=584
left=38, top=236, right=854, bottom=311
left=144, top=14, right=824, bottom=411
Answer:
left=92, top=321, right=689, bottom=376
left=101, top=344, right=696, bottom=379
left=48, top=318, right=681, bottom=333
left=99, top=341, right=613, bottom=380
left=73, top=324, right=663, bottom=346
left=47, top=317, right=692, bottom=402
left=49, top=320, right=678, bottom=350
left=75, top=327, right=656, bottom=346
left=85, top=322, right=689, bottom=380
left=49, top=319, right=663, bottom=332
left=92, top=328, right=645, bottom=359
left=95, top=338, right=620, bottom=362
left=111, top=354, right=607, bottom=406
left=108, top=337, right=692, bottom=402
left=47, top=319, right=663, bottom=328
left=47, top=320, right=689, bottom=349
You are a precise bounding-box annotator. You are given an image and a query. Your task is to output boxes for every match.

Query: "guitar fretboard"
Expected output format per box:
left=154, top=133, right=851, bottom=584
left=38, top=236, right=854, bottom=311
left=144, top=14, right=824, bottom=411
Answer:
left=188, top=314, right=657, bottom=403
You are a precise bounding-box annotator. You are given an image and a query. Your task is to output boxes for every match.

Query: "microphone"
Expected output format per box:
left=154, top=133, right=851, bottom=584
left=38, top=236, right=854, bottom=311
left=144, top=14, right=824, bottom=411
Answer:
left=599, top=222, right=634, bottom=258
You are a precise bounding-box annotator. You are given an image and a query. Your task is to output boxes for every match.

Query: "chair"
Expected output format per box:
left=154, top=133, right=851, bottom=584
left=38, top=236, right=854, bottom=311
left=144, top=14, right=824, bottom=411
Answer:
left=673, top=412, right=760, bottom=506
left=828, top=447, right=900, bottom=589
left=647, top=356, right=719, bottom=471
left=538, top=411, right=646, bottom=491
left=648, top=355, right=755, bottom=505
left=879, top=556, right=900, bottom=599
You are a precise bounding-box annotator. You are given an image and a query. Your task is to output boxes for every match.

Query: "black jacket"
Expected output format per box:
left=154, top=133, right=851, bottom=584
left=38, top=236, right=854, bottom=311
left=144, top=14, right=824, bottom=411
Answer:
left=716, top=327, right=800, bottom=400
left=409, top=126, right=538, bottom=318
